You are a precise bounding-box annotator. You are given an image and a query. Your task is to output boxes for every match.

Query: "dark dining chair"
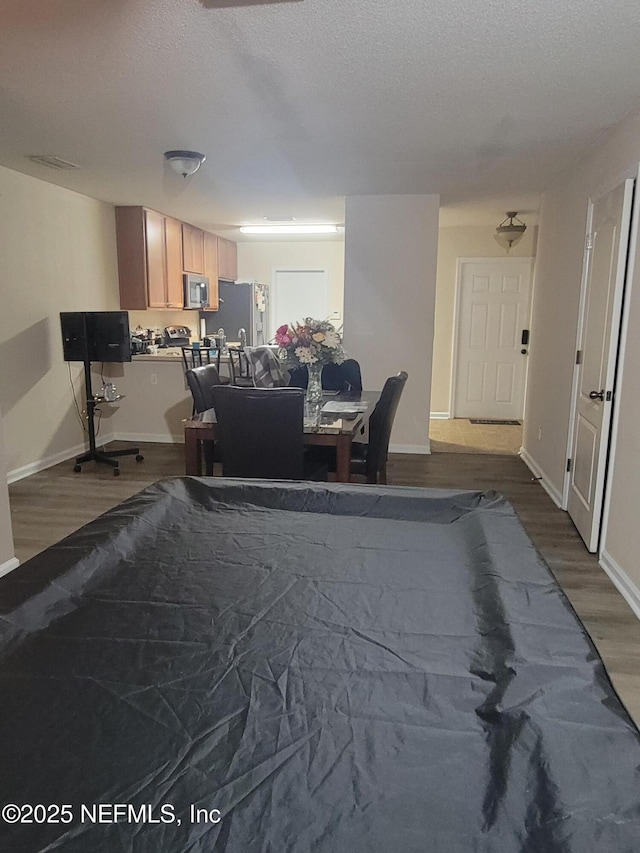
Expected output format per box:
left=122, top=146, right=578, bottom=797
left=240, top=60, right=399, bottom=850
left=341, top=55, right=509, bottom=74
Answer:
left=350, top=371, right=408, bottom=484
left=288, top=358, right=363, bottom=393
left=211, top=385, right=327, bottom=481
left=185, top=365, right=223, bottom=475
left=310, top=370, right=408, bottom=484
left=324, top=359, right=363, bottom=392
left=227, top=346, right=253, bottom=387
left=185, top=364, right=221, bottom=413
left=181, top=346, right=231, bottom=385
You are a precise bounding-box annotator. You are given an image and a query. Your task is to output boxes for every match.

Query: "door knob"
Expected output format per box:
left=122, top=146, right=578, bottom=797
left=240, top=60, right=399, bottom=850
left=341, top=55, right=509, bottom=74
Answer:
left=588, top=390, right=605, bottom=401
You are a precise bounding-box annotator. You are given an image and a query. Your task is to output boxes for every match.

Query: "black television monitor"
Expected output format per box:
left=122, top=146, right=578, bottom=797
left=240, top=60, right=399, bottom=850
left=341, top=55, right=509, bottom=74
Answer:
left=61, top=311, right=132, bottom=363
left=88, top=312, right=131, bottom=362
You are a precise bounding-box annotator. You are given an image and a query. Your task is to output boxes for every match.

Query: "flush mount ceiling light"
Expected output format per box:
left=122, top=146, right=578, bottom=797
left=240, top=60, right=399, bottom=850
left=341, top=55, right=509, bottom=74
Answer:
left=494, top=211, right=527, bottom=252
left=164, top=150, right=206, bottom=178
left=239, top=224, right=338, bottom=235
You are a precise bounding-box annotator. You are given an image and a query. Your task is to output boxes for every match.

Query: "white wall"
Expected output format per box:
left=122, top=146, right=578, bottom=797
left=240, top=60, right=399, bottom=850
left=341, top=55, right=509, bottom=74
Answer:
left=100, top=358, right=192, bottom=443
left=603, top=214, right=640, bottom=605
left=343, top=194, right=440, bottom=452
left=0, top=166, right=120, bottom=477
left=432, top=225, right=538, bottom=415
left=523, top=103, right=640, bottom=603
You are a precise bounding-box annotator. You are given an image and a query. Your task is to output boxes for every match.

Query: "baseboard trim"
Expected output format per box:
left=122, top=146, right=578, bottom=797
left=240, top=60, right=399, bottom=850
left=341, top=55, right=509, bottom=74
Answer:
left=0, top=557, right=20, bottom=578
left=519, top=446, right=564, bottom=508
left=390, top=442, right=431, bottom=455
left=10, top=428, right=434, bottom=480
left=6, top=432, right=184, bottom=484
left=114, top=432, right=183, bottom=445
left=599, top=548, right=640, bottom=622
left=7, top=439, right=96, bottom=484
left=429, top=412, right=451, bottom=420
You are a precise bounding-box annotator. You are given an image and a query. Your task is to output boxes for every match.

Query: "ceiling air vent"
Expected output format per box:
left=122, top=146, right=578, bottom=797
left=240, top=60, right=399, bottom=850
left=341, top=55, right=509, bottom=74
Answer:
left=28, top=155, right=80, bottom=170
left=201, top=1, right=302, bottom=8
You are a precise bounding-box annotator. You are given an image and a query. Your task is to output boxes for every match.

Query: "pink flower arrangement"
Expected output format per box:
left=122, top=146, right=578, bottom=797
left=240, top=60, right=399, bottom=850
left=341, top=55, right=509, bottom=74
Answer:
left=275, top=325, right=293, bottom=347
left=275, top=318, right=346, bottom=368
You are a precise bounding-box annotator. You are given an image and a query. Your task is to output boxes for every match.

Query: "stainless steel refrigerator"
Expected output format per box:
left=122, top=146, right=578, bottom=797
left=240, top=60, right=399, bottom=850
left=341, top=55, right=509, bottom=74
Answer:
left=200, top=280, right=270, bottom=345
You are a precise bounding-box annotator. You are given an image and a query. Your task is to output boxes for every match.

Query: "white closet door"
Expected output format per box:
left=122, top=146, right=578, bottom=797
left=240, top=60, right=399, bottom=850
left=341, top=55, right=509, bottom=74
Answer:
left=567, top=178, right=634, bottom=552
left=271, top=269, right=329, bottom=338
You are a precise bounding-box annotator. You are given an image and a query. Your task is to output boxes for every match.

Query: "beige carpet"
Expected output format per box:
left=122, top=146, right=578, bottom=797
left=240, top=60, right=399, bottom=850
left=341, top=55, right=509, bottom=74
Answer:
left=429, top=418, right=523, bottom=455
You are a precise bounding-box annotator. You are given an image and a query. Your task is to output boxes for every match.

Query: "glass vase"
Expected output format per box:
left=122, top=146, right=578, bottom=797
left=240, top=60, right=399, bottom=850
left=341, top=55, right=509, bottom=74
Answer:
left=306, top=362, right=324, bottom=404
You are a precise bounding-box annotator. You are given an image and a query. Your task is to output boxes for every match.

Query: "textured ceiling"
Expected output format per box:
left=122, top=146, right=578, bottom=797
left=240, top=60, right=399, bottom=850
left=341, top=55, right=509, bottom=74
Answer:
left=1, top=0, right=639, bottom=236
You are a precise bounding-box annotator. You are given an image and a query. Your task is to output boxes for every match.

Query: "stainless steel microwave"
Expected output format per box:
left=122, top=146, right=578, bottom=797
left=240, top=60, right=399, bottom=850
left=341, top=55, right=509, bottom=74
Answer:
left=183, top=274, right=210, bottom=309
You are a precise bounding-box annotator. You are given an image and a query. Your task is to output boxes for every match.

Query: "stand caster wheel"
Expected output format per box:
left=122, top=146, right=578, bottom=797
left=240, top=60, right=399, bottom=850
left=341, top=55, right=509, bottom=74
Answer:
left=73, top=464, right=81, bottom=473
left=113, top=468, right=120, bottom=477
left=136, top=454, right=144, bottom=462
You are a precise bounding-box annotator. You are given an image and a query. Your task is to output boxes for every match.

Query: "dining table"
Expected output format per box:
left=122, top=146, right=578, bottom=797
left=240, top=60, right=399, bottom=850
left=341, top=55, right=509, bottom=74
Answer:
left=183, top=390, right=380, bottom=482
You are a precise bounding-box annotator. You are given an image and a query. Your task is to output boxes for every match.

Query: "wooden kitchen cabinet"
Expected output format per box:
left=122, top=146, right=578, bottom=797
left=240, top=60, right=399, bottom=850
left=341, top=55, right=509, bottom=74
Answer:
left=182, top=223, right=205, bottom=274
left=115, top=206, right=185, bottom=310
left=217, top=236, right=238, bottom=281
left=165, top=216, right=185, bottom=308
left=203, top=231, right=219, bottom=311
left=144, top=209, right=166, bottom=309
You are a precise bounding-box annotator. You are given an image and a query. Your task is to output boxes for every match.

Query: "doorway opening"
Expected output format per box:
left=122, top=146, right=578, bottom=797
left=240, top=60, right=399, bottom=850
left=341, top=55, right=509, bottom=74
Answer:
left=430, top=256, right=534, bottom=456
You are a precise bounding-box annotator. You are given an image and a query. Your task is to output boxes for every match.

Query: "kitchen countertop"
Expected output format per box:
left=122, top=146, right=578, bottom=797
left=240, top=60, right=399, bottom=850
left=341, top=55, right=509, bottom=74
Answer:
left=131, top=351, right=185, bottom=362
left=130, top=345, right=240, bottom=362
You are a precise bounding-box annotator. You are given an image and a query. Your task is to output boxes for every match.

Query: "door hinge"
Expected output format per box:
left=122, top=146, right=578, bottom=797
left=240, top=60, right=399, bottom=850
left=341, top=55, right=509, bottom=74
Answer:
left=576, top=350, right=582, bottom=365
left=566, top=458, right=572, bottom=472
left=585, top=233, right=594, bottom=251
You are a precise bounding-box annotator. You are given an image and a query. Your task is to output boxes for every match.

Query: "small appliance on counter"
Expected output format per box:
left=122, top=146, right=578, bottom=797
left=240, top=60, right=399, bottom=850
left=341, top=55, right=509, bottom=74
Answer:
left=163, top=325, right=192, bottom=347
left=130, top=335, right=147, bottom=355
left=131, top=326, right=163, bottom=354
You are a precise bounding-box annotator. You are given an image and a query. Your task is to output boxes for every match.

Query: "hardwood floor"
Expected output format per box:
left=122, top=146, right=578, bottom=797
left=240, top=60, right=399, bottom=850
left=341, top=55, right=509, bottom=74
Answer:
left=8, top=442, right=185, bottom=564
left=8, top=440, right=640, bottom=726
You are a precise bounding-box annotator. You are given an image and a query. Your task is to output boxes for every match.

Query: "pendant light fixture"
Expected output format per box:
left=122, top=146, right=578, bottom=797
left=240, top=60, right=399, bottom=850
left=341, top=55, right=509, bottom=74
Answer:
left=164, top=150, right=206, bottom=178
left=494, top=211, right=527, bottom=252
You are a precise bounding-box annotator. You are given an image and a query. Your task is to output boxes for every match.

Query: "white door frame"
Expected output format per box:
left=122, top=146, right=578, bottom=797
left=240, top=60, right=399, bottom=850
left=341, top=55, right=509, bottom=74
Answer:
left=562, top=173, right=636, bottom=543
left=449, top=257, right=535, bottom=419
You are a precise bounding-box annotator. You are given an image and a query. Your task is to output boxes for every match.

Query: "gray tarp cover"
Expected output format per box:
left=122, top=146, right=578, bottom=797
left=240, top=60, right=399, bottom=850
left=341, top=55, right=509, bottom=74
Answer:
left=1, top=477, right=639, bottom=852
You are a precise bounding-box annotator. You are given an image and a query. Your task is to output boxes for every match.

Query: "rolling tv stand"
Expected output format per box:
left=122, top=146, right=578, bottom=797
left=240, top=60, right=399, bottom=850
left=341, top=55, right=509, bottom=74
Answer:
left=73, top=355, right=144, bottom=476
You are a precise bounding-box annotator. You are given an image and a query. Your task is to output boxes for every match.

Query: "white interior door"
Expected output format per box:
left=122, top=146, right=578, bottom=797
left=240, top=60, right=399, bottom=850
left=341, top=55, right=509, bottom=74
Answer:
left=271, top=269, right=329, bottom=338
left=453, top=259, right=533, bottom=419
left=567, top=179, right=634, bottom=552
